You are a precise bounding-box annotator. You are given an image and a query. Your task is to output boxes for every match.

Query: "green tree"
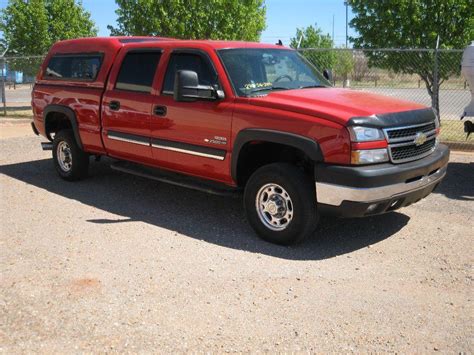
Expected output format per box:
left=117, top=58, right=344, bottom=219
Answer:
left=0, top=0, right=97, bottom=76
left=0, top=0, right=50, bottom=56
left=46, top=0, right=98, bottom=42
left=290, top=24, right=335, bottom=71
left=349, top=0, right=474, bottom=114
left=334, top=49, right=354, bottom=87
left=108, top=0, right=266, bottom=41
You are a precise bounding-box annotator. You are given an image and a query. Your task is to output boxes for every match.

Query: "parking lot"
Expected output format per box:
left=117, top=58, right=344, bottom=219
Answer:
left=1, top=123, right=473, bottom=352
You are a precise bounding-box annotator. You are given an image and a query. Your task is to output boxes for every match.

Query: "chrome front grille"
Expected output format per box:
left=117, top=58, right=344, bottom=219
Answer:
left=390, top=138, right=437, bottom=162
left=386, top=122, right=436, bottom=141
left=384, top=121, right=438, bottom=163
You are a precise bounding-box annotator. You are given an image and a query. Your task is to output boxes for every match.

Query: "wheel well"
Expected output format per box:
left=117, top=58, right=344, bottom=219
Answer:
left=45, top=112, right=72, bottom=140
left=236, top=141, right=314, bottom=187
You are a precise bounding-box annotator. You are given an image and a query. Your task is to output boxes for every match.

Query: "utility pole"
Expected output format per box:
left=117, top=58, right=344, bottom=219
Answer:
left=297, top=34, right=304, bottom=49
left=433, top=35, right=440, bottom=117
left=1, top=46, right=8, bottom=116
left=344, top=1, right=348, bottom=48
left=332, top=14, right=335, bottom=47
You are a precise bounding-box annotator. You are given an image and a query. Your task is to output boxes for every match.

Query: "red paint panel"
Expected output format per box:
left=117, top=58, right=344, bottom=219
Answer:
left=245, top=88, right=425, bottom=125
left=101, top=90, right=154, bottom=163
left=32, top=83, right=105, bottom=153
left=232, top=100, right=351, bottom=165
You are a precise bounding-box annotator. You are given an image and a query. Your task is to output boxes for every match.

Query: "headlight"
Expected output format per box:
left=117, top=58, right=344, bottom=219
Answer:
left=351, top=148, right=389, bottom=165
left=348, top=126, right=384, bottom=142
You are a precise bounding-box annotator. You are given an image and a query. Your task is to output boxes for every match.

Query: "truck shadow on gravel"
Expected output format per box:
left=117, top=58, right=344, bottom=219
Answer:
left=1, top=158, right=414, bottom=260
left=432, top=161, right=474, bottom=201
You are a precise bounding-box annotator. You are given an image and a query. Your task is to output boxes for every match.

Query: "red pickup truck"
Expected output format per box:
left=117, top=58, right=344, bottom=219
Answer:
left=31, top=37, right=449, bottom=245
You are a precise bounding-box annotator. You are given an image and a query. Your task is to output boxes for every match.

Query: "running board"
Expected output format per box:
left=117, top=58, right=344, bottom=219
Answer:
left=41, top=142, right=53, bottom=150
left=110, top=161, right=241, bottom=197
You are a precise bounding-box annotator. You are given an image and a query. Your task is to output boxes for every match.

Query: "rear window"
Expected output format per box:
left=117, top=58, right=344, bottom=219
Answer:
left=45, top=54, right=102, bottom=81
left=115, top=51, right=162, bottom=93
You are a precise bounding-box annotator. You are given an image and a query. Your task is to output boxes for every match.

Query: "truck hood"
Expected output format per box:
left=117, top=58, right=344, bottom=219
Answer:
left=246, top=88, right=426, bottom=126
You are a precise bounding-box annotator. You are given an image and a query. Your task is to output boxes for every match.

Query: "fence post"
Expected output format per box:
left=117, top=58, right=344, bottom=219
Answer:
left=1, top=57, right=6, bottom=116
left=432, top=37, right=440, bottom=117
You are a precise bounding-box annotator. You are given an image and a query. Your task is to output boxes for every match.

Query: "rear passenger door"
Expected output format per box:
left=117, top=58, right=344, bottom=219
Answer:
left=102, top=49, right=162, bottom=163
left=150, top=50, right=233, bottom=183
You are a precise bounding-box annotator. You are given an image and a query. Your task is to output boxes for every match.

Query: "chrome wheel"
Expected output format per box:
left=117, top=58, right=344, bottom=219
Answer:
left=255, top=183, right=294, bottom=231
left=57, top=141, right=72, bottom=172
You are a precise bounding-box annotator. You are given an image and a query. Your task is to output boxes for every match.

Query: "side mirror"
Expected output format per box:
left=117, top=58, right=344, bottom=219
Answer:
left=323, top=69, right=333, bottom=82
left=174, top=70, right=224, bottom=102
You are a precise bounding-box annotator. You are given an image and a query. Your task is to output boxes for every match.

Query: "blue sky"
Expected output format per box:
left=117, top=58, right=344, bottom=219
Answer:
left=1, top=0, right=356, bottom=47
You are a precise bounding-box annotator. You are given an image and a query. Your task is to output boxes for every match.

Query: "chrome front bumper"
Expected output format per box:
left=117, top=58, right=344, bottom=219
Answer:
left=316, top=163, right=447, bottom=206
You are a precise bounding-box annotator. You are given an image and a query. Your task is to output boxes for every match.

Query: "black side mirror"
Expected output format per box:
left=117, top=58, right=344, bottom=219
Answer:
left=174, top=70, right=224, bottom=102
left=323, top=69, right=333, bottom=82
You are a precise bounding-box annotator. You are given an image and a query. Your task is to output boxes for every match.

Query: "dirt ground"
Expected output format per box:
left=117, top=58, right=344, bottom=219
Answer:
left=1, top=122, right=473, bottom=353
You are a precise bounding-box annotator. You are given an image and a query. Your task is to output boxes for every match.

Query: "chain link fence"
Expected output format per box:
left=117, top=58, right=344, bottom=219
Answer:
left=1, top=49, right=473, bottom=150
left=297, top=48, right=473, bottom=150
left=0, top=55, right=44, bottom=119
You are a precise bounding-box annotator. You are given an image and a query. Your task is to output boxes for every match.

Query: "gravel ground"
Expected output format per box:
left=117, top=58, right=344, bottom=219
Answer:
left=1, top=125, right=473, bottom=353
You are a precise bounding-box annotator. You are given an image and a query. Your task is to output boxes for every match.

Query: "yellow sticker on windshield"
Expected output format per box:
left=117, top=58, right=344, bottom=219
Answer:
left=244, top=82, right=272, bottom=90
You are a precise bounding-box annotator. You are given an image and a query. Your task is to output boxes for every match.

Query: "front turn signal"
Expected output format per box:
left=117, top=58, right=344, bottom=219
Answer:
left=351, top=148, right=389, bottom=165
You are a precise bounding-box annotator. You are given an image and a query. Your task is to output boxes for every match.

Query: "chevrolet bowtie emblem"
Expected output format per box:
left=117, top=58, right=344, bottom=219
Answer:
left=413, top=132, right=427, bottom=146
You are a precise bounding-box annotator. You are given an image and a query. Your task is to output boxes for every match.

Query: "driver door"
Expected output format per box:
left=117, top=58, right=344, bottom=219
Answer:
left=150, top=49, right=233, bottom=183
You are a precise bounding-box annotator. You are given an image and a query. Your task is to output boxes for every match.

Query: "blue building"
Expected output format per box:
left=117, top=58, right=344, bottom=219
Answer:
left=1, top=62, right=26, bottom=83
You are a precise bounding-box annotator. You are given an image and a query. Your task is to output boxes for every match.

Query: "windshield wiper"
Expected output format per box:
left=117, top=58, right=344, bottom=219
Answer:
left=299, top=85, right=326, bottom=89
left=248, top=86, right=290, bottom=94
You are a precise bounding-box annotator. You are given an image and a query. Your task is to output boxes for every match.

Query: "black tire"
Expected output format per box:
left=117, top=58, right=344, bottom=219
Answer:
left=244, top=163, right=319, bottom=245
left=52, top=129, right=89, bottom=181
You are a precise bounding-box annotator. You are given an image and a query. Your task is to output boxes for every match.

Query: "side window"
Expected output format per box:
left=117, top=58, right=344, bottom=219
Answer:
left=45, top=54, right=102, bottom=81
left=163, top=53, right=217, bottom=93
left=115, top=51, right=161, bottom=93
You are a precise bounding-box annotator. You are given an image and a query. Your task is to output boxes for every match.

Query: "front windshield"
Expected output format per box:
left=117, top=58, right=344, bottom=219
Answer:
left=217, top=48, right=331, bottom=97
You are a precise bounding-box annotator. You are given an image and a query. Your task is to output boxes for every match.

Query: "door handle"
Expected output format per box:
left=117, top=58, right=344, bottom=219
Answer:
left=109, top=100, right=120, bottom=111
left=154, top=105, right=167, bottom=117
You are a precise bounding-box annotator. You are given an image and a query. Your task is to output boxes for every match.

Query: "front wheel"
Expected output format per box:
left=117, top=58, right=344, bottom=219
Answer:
left=52, top=129, right=89, bottom=181
left=244, top=163, right=319, bottom=245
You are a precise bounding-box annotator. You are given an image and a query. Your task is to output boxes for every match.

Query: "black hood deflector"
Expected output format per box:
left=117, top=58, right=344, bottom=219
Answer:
left=348, top=108, right=436, bottom=128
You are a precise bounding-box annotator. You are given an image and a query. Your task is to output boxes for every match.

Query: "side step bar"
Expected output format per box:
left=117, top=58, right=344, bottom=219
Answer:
left=41, top=142, right=53, bottom=150
left=110, top=161, right=241, bottom=197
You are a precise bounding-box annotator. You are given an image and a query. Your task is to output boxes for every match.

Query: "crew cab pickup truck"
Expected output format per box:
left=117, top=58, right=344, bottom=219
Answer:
left=32, top=37, right=449, bottom=245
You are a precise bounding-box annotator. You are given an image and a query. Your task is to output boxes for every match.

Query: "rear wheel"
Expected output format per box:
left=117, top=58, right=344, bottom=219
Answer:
left=52, top=129, right=89, bottom=181
left=244, top=163, right=319, bottom=245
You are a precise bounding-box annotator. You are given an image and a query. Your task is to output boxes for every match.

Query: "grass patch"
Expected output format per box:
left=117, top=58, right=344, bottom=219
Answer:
left=1, top=107, right=33, bottom=118
left=440, top=119, right=473, bottom=143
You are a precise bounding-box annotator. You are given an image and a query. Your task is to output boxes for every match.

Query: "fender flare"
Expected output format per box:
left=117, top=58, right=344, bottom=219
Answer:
left=43, top=105, right=83, bottom=150
left=231, top=128, right=324, bottom=182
